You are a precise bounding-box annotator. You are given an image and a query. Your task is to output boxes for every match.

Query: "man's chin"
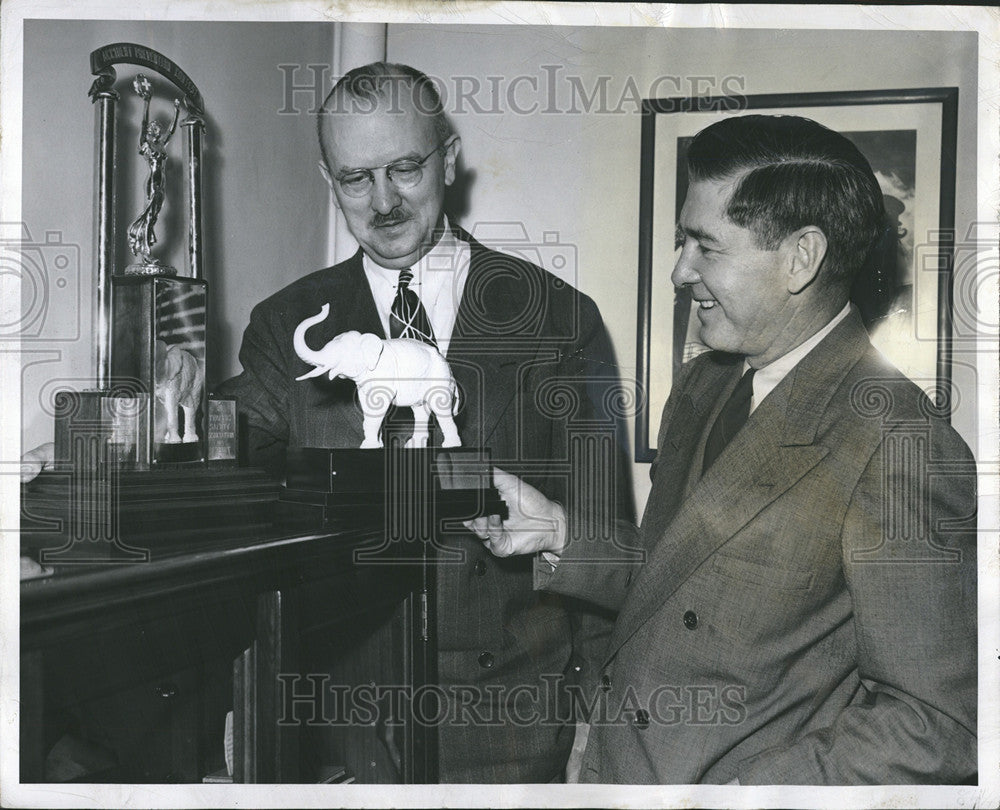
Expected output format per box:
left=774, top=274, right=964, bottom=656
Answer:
left=364, top=235, right=423, bottom=267
left=697, top=326, right=733, bottom=355
left=364, top=226, right=440, bottom=268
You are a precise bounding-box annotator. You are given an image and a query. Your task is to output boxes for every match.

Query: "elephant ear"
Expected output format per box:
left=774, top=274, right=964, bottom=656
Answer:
left=155, top=342, right=182, bottom=380
left=163, top=346, right=183, bottom=379
left=360, top=333, right=385, bottom=371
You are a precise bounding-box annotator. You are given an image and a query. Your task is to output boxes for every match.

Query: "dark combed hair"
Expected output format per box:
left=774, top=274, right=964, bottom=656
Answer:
left=317, top=62, right=451, bottom=169
left=687, top=114, right=885, bottom=287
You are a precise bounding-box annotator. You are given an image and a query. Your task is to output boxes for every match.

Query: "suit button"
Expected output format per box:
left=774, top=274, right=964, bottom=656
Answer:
left=474, top=560, right=487, bottom=576
left=683, top=610, right=698, bottom=630
left=600, top=674, right=612, bottom=692
left=633, top=709, right=650, bottom=729
left=478, top=651, right=494, bottom=669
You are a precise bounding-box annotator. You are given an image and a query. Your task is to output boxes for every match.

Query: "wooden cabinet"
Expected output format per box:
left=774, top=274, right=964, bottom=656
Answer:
left=20, top=525, right=437, bottom=784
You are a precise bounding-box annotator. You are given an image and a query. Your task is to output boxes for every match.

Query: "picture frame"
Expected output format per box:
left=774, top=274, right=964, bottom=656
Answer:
left=635, top=88, right=959, bottom=462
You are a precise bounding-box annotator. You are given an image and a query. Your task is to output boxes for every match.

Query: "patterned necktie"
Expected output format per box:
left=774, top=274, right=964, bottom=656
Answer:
left=702, top=366, right=756, bottom=474
left=389, top=269, right=437, bottom=348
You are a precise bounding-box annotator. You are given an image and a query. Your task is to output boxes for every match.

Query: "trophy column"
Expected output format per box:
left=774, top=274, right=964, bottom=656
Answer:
left=93, top=77, right=116, bottom=390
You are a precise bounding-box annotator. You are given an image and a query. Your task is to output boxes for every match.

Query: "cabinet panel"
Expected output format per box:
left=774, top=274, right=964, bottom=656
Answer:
left=22, top=529, right=432, bottom=784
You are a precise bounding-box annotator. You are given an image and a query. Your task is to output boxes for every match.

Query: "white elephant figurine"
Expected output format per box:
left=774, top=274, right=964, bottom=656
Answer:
left=154, top=340, right=204, bottom=443
left=293, top=303, right=462, bottom=450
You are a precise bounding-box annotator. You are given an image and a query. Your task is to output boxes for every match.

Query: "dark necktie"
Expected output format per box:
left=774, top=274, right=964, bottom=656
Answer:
left=702, top=366, right=756, bottom=474
left=389, top=269, right=437, bottom=348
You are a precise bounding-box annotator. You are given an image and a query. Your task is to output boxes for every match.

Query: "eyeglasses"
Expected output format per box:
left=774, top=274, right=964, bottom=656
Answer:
left=335, top=140, right=449, bottom=198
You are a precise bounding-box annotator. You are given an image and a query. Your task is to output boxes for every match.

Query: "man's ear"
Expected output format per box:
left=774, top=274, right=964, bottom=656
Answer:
left=318, top=160, right=341, bottom=209
left=787, top=226, right=828, bottom=294
left=443, top=135, right=461, bottom=187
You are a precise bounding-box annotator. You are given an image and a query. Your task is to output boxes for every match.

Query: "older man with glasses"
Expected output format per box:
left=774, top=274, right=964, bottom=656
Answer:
left=218, top=62, right=631, bottom=784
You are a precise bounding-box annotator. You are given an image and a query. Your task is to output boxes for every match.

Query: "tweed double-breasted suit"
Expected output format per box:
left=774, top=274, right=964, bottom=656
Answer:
left=538, top=311, right=976, bottom=784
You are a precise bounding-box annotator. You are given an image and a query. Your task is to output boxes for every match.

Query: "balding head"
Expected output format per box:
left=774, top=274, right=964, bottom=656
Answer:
left=318, top=62, right=451, bottom=173
left=315, top=62, right=460, bottom=270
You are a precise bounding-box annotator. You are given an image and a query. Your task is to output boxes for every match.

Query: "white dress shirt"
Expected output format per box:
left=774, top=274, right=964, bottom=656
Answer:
left=362, top=216, right=471, bottom=357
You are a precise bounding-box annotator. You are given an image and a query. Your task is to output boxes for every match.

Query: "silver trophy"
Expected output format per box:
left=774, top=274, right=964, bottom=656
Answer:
left=125, top=74, right=181, bottom=275
left=54, top=43, right=223, bottom=469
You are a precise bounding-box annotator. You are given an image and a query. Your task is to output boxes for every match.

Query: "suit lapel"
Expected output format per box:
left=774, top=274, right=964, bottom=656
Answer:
left=605, top=312, right=871, bottom=661
left=639, top=357, right=737, bottom=543
left=447, top=232, right=540, bottom=446
left=319, top=250, right=386, bottom=340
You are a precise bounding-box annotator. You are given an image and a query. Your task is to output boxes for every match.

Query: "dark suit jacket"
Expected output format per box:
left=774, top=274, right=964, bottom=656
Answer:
left=220, top=228, right=630, bottom=782
left=538, top=310, right=977, bottom=784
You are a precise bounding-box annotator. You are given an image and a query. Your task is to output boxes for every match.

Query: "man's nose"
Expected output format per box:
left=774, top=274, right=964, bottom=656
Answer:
left=370, top=172, right=402, bottom=214
left=671, top=247, right=700, bottom=288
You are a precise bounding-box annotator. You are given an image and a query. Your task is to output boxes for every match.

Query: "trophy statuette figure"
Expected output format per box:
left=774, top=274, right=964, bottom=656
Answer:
left=126, top=74, right=181, bottom=276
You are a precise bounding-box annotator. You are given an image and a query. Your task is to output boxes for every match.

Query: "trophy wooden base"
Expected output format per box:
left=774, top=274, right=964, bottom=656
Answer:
left=277, top=447, right=508, bottom=533
left=53, top=385, right=231, bottom=470
left=20, top=466, right=280, bottom=563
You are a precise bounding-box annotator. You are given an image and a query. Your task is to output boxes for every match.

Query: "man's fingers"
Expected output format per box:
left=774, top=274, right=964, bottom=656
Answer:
left=487, top=513, right=503, bottom=542
left=20, top=460, right=43, bottom=484
left=464, top=513, right=505, bottom=542
left=463, top=517, right=489, bottom=540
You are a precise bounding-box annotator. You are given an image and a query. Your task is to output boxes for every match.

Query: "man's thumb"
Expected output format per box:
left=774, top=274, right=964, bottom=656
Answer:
left=491, top=467, right=519, bottom=498
left=21, top=442, right=55, bottom=483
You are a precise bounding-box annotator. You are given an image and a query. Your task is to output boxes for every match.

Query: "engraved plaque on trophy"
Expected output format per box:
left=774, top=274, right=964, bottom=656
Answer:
left=207, top=394, right=239, bottom=463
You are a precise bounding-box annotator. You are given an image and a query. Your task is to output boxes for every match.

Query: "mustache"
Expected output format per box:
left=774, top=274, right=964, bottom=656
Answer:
left=371, top=209, right=412, bottom=228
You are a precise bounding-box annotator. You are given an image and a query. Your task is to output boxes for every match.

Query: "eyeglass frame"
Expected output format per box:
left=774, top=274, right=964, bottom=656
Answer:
left=333, top=136, right=456, bottom=198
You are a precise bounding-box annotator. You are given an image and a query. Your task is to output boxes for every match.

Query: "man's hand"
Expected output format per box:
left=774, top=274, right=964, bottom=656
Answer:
left=463, top=467, right=568, bottom=558
left=20, top=442, right=55, bottom=483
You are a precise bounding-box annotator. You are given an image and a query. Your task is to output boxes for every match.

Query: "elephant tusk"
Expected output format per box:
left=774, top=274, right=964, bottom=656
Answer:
left=295, top=366, right=330, bottom=380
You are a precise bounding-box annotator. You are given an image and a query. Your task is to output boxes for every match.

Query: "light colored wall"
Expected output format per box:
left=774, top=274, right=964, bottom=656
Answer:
left=387, top=24, right=981, bottom=511
left=21, top=20, right=334, bottom=449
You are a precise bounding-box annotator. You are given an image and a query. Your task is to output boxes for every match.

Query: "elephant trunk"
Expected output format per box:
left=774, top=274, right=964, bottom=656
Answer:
left=293, top=303, right=331, bottom=369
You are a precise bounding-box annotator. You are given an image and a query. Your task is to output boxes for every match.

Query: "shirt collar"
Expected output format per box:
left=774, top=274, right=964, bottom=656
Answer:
left=748, top=303, right=852, bottom=409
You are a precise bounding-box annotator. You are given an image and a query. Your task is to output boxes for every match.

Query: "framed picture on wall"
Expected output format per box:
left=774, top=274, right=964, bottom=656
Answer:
left=635, top=87, right=959, bottom=462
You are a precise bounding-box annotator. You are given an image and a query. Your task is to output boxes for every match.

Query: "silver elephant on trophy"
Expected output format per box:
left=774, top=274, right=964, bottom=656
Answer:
left=293, top=304, right=461, bottom=449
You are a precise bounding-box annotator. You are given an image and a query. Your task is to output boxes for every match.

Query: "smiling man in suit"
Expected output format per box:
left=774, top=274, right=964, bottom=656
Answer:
left=471, top=114, right=977, bottom=784
left=219, top=62, right=629, bottom=782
